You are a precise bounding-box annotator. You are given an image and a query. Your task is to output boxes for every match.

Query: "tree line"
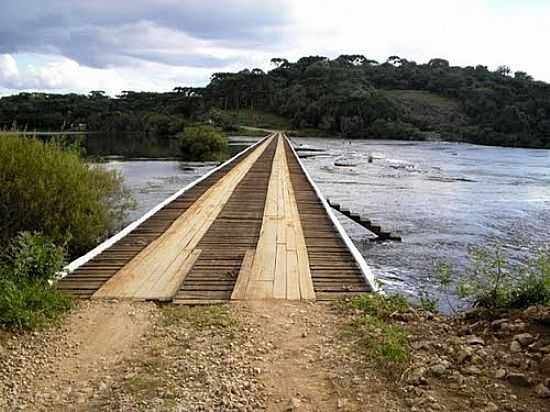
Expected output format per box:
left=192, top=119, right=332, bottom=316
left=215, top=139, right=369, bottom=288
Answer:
left=1, top=55, right=549, bottom=148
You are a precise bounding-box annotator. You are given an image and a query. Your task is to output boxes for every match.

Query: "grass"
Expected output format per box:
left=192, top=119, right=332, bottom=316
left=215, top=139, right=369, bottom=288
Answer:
left=161, top=305, right=236, bottom=329
left=347, top=294, right=411, bottom=370
left=382, top=89, right=462, bottom=111
left=222, top=109, right=290, bottom=130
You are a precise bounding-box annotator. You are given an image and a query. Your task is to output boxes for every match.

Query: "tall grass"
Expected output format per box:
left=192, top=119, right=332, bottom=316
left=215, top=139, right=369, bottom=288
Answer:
left=0, top=134, right=134, bottom=257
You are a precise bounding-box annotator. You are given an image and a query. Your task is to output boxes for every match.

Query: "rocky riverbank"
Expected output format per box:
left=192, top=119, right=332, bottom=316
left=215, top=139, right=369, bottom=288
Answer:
left=385, top=305, right=550, bottom=411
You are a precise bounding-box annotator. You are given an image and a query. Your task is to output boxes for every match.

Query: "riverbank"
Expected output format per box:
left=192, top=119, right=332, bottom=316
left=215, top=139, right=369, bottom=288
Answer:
left=1, top=299, right=548, bottom=411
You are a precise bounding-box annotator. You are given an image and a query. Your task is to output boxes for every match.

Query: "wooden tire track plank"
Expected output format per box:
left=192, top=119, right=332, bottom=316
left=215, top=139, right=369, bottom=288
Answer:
left=174, top=138, right=277, bottom=304
left=283, top=137, right=371, bottom=300
left=92, top=137, right=274, bottom=300
left=238, top=134, right=315, bottom=301
left=58, top=135, right=273, bottom=298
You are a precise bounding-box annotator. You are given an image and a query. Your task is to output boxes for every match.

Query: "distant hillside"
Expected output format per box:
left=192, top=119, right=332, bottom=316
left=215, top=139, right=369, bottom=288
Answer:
left=381, top=90, right=470, bottom=140
left=202, top=55, right=550, bottom=147
left=1, top=54, right=549, bottom=148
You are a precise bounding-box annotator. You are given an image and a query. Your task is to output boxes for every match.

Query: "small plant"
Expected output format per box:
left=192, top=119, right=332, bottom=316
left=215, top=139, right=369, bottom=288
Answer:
left=349, top=294, right=410, bottom=369
left=351, top=293, right=408, bottom=320
left=418, top=294, right=439, bottom=313
left=432, top=246, right=550, bottom=310
left=0, top=232, right=73, bottom=330
left=1, top=232, right=65, bottom=282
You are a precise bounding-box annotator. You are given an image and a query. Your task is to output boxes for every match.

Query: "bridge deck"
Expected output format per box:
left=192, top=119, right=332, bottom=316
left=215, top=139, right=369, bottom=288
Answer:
left=58, top=133, right=375, bottom=303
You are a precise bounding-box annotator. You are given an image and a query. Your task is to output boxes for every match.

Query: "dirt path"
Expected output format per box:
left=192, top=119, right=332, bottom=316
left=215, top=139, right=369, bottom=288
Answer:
left=4, top=300, right=547, bottom=411
left=236, top=301, right=400, bottom=411
left=1, top=300, right=400, bottom=411
left=0, top=301, right=156, bottom=411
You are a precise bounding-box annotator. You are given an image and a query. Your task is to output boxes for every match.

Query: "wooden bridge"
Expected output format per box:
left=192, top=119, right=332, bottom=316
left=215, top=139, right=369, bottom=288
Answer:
left=58, top=133, right=377, bottom=304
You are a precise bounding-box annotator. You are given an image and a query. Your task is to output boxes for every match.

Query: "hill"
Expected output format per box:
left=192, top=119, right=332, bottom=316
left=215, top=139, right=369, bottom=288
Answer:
left=1, top=55, right=549, bottom=148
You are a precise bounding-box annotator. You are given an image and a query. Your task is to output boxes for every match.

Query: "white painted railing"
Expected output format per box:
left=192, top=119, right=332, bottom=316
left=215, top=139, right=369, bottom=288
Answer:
left=285, top=135, right=379, bottom=292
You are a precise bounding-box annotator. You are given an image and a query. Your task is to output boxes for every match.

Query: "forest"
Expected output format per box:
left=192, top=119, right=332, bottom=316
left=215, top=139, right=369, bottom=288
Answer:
left=1, top=55, right=549, bottom=148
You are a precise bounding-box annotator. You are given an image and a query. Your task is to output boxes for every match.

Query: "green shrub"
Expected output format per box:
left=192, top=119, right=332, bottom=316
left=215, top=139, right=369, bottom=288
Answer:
left=0, top=232, right=73, bottom=330
left=439, top=247, right=550, bottom=310
left=0, top=134, right=134, bottom=257
left=0, top=278, right=73, bottom=330
left=0, top=232, right=65, bottom=282
left=178, top=126, right=229, bottom=161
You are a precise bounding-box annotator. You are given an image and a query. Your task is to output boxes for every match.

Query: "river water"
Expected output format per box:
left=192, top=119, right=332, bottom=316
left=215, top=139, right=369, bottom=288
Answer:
left=104, top=137, right=550, bottom=306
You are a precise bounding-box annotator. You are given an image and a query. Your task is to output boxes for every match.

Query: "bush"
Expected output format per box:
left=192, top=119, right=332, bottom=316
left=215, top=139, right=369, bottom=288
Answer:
left=0, top=278, right=73, bottom=330
left=0, top=232, right=73, bottom=330
left=0, top=134, right=134, bottom=257
left=0, top=232, right=65, bottom=282
left=178, top=126, right=229, bottom=161
left=440, top=247, right=550, bottom=310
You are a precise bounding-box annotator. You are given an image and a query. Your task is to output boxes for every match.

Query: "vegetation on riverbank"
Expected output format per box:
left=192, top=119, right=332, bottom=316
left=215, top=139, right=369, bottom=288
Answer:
left=0, top=134, right=134, bottom=257
left=0, top=134, right=136, bottom=330
left=1, top=54, right=549, bottom=148
left=0, top=232, right=73, bottom=330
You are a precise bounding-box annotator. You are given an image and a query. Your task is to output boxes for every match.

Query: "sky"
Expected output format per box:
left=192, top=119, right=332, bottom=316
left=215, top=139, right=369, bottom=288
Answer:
left=0, top=0, right=549, bottom=96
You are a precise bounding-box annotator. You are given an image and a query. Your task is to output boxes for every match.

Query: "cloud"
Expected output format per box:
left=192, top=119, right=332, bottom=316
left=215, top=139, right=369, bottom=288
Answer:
left=1, top=0, right=550, bottom=95
left=0, top=0, right=291, bottom=69
left=287, top=0, right=550, bottom=81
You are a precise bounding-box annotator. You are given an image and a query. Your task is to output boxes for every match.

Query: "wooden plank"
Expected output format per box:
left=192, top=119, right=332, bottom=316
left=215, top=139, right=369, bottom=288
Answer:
left=286, top=250, right=300, bottom=300
left=231, top=249, right=255, bottom=300
left=272, top=244, right=287, bottom=299
left=93, top=136, right=274, bottom=300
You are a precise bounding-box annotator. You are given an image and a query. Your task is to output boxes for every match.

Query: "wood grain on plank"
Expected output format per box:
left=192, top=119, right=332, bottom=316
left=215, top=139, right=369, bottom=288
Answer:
left=93, top=136, right=274, bottom=300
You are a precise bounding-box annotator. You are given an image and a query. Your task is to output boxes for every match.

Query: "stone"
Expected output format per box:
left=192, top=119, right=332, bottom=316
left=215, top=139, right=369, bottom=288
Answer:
left=509, top=340, right=522, bottom=354
left=466, top=335, right=485, bottom=346
left=539, top=345, right=550, bottom=354
left=456, top=347, right=473, bottom=364
left=513, top=333, right=535, bottom=346
left=540, top=355, right=550, bottom=377
left=407, top=367, right=428, bottom=386
left=507, top=372, right=531, bottom=387
left=495, top=369, right=507, bottom=379
left=337, top=398, right=348, bottom=409
left=287, top=398, right=301, bottom=411
left=463, top=366, right=482, bottom=376
left=534, top=383, right=550, bottom=399
left=484, top=402, right=499, bottom=412
left=430, top=364, right=448, bottom=377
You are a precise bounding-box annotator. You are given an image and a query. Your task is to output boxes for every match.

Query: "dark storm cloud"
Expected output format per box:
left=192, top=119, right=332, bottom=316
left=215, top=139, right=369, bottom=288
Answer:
left=0, top=0, right=290, bottom=68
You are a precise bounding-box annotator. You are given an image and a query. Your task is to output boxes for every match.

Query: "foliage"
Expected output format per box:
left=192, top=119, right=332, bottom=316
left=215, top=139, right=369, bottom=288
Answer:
left=0, top=232, right=65, bottom=282
left=0, top=232, right=73, bottom=330
left=1, top=54, right=549, bottom=147
left=352, top=314, right=410, bottom=365
left=178, top=126, right=229, bottom=161
left=0, top=134, right=134, bottom=257
left=349, top=294, right=410, bottom=368
left=0, top=278, right=73, bottom=330
left=351, top=293, right=409, bottom=320
left=438, top=247, right=550, bottom=310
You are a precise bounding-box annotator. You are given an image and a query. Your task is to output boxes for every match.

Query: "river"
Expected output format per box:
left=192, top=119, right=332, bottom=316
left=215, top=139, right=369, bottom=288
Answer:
left=104, top=137, right=550, bottom=307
